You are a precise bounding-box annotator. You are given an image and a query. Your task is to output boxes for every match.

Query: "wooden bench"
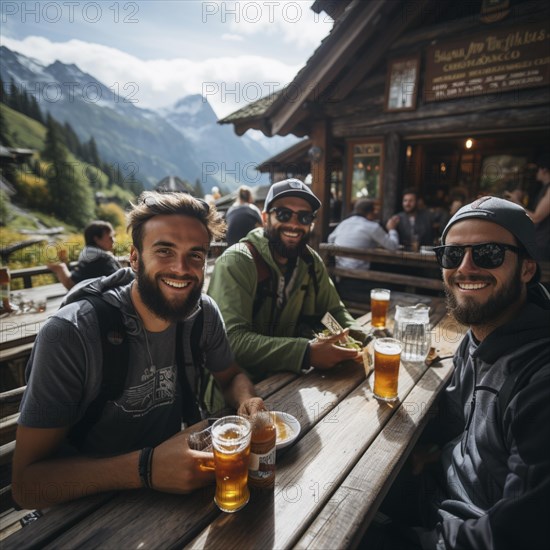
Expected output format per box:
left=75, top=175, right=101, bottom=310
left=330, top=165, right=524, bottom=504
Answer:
left=0, top=386, right=40, bottom=541
left=320, top=244, right=444, bottom=313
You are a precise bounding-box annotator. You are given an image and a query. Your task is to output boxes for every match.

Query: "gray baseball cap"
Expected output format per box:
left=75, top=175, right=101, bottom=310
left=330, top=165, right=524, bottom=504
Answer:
left=264, top=179, right=322, bottom=212
left=441, top=196, right=539, bottom=260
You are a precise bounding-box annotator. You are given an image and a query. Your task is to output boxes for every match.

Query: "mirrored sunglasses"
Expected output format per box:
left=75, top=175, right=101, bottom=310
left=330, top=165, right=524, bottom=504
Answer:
left=433, top=242, right=521, bottom=269
left=269, top=207, right=316, bottom=226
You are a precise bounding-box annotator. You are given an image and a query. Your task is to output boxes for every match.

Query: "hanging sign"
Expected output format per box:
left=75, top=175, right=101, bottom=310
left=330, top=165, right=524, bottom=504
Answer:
left=424, top=22, right=550, bottom=102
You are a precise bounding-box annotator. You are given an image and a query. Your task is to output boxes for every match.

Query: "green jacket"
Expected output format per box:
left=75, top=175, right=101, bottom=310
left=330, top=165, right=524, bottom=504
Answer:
left=207, top=228, right=360, bottom=383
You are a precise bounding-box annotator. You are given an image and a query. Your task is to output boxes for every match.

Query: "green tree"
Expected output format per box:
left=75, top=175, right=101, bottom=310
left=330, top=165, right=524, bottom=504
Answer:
left=29, top=95, right=43, bottom=124
left=8, top=78, right=21, bottom=111
left=43, top=115, right=94, bottom=228
left=0, top=189, right=12, bottom=226
left=194, top=178, right=205, bottom=198
left=86, top=137, right=101, bottom=167
left=0, top=107, right=13, bottom=146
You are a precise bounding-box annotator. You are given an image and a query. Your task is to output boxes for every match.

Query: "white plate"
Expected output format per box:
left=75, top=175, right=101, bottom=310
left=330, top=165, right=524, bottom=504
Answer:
left=271, top=411, right=301, bottom=450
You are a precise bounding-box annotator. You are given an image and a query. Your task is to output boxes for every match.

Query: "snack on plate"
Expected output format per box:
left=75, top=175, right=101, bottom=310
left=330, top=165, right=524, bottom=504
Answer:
left=316, top=328, right=363, bottom=351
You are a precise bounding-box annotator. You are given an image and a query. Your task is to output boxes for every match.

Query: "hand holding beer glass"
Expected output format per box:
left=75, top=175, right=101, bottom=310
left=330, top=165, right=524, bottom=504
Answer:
left=373, top=337, right=402, bottom=402
left=211, top=416, right=252, bottom=513
left=370, top=288, right=391, bottom=328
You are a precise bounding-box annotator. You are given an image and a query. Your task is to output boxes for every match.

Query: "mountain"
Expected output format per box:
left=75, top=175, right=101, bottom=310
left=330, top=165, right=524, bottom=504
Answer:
left=0, top=46, right=290, bottom=191
left=159, top=95, right=271, bottom=192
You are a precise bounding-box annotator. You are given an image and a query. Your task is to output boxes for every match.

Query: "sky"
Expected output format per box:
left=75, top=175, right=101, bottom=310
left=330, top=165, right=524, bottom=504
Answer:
left=1, top=1, right=334, bottom=118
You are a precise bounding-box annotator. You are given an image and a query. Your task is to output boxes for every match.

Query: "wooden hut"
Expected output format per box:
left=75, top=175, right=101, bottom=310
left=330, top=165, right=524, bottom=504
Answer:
left=219, top=0, right=550, bottom=244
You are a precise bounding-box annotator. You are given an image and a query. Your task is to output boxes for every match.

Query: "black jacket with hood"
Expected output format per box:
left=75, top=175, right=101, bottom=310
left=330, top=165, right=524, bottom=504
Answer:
left=432, top=283, right=550, bottom=549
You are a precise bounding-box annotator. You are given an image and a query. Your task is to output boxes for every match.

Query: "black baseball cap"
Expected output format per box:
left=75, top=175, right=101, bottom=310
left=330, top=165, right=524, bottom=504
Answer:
left=441, top=196, right=539, bottom=261
left=264, top=179, right=322, bottom=212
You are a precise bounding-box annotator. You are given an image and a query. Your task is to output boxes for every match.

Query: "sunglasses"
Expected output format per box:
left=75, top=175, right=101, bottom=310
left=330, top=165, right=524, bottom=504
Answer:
left=269, top=207, right=316, bottom=226
left=433, top=242, right=521, bottom=269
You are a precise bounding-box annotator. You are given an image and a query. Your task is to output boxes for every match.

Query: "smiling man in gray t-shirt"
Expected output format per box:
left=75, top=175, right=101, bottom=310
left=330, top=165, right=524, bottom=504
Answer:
left=13, top=191, right=264, bottom=510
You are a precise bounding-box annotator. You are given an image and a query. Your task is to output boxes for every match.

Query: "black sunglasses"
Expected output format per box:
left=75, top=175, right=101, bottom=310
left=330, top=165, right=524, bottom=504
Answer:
left=433, top=242, right=521, bottom=269
left=268, top=207, right=316, bottom=226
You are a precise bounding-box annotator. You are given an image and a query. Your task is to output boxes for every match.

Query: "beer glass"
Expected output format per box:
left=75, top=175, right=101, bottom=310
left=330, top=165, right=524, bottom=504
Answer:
left=373, top=338, right=402, bottom=402
left=211, top=415, right=252, bottom=513
left=370, top=289, right=391, bottom=328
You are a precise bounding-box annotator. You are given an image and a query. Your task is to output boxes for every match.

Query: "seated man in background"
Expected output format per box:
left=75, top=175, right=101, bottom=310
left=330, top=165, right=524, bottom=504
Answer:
left=394, top=188, right=434, bottom=249
left=328, top=198, right=399, bottom=300
left=13, top=191, right=263, bottom=510
left=374, top=196, right=549, bottom=549
left=48, top=220, right=122, bottom=289
left=225, top=185, right=263, bottom=246
left=208, top=179, right=368, bottom=387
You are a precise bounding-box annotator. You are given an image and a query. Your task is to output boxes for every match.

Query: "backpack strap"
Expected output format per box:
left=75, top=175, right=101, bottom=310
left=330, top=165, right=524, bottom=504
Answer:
left=175, top=298, right=206, bottom=425
left=243, top=241, right=273, bottom=317
left=68, top=295, right=129, bottom=449
left=242, top=240, right=319, bottom=317
left=301, top=248, right=319, bottom=296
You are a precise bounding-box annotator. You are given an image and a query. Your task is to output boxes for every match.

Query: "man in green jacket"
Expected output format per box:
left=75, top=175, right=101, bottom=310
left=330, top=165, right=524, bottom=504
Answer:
left=208, top=179, right=367, bottom=384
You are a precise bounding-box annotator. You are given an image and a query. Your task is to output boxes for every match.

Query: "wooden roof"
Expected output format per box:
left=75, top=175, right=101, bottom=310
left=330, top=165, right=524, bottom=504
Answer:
left=256, top=138, right=312, bottom=172
left=218, top=0, right=433, bottom=137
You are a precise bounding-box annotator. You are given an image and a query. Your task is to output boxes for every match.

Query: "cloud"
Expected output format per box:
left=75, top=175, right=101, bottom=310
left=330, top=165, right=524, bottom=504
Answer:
left=221, top=0, right=333, bottom=49
left=2, top=35, right=302, bottom=118
left=221, top=33, right=244, bottom=42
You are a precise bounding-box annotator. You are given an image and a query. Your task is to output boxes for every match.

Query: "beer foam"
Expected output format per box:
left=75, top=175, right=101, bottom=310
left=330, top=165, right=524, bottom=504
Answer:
left=374, top=341, right=402, bottom=355
left=371, top=290, right=390, bottom=301
left=212, top=422, right=244, bottom=440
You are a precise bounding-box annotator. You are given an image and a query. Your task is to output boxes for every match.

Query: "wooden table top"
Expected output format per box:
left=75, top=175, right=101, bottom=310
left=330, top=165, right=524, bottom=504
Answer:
left=2, top=294, right=466, bottom=549
left=0, top=284, right=67, bottom=353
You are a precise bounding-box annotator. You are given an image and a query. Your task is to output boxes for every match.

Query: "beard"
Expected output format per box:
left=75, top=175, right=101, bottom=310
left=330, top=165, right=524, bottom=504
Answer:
left=264, top=219, right=310, bottom=259
left=444, top=262, right=523, bottom=326
left=136, top=257, right=203, bottom=322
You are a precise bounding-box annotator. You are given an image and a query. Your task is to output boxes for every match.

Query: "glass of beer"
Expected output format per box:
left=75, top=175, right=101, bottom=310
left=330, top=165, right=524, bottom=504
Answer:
left=211, top=415, right=252, bottom=513
left=373, top=338, right=402, bottom=402
left=370, top=288, right=391, bottom=328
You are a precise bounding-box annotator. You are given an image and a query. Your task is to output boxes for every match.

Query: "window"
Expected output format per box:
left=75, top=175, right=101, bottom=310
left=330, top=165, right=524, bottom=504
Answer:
left=385, top=56, right=420, bottom=111
left=350, top=143, right=383, bottom=200
left=479, top=155, right=527, bottom=197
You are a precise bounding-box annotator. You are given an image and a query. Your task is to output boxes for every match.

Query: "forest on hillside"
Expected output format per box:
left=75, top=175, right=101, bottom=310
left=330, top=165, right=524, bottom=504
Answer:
left=0, top=76, right=147, bottom=232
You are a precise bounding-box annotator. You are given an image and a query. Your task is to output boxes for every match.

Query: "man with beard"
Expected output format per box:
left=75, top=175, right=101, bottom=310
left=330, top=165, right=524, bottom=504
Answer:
left=371, top=196, right=550, bottom=549
left=12, top=191, right=264, bottom=510
left=394, top=188, right=434, bottom=249
left=207, top=179, right=367, bottom=386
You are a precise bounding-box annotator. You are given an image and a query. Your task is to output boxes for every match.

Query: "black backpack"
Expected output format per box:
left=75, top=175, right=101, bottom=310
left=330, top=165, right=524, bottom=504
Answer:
left=68, top=295, right=206, bottom=449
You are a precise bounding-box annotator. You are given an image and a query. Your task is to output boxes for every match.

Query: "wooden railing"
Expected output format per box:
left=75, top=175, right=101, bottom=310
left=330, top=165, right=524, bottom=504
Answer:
left=319, top=244, right=444, bottom=292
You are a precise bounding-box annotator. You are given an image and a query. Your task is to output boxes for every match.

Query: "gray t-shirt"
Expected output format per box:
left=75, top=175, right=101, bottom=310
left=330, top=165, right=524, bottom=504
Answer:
left=19, top=282, right=233, bottom=456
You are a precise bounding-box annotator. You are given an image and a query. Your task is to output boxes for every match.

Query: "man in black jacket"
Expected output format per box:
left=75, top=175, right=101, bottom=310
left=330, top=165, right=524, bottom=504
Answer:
left=376, top=196, right=550, bottom=549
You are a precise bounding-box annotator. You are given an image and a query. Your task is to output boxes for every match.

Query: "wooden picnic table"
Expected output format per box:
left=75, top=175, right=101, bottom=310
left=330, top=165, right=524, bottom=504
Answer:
left=0, top=283, right=67, bottom=354
left=1, top=293, right=466, bottom=549
left=0, top=284, right=67, bottom=390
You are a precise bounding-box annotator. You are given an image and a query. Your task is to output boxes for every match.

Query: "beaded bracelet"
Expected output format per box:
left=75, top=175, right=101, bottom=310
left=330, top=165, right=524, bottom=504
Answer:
left=138, top=447, right=154, bottom=489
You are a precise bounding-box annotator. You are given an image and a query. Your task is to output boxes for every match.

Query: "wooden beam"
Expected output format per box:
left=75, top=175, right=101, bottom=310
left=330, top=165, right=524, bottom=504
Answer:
left=382, top=132, right=401, bottom=222
left=270, top=0, right=389, bottom=135
left=330, top=0, right=435, bottom=102
left=310, top=119, right=332, bottom=246
left=333, top=105, right=550, bottom=138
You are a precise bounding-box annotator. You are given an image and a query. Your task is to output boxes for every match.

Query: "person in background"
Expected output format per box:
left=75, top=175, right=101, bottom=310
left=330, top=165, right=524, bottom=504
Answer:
left=394, top=189, right=434, bottom=249
left=505, top=152, right=550, bottom=261
left=48, top=220, right=122, bottom=290
left=208, top=178, right=368, bottom=387
left=375, top=196, right=549, bottom=549
left=225, top=185, right=263, bottom=246
left=327, top=199, right=399, bottom=300
left=13, top=191, right=263, bottom=510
